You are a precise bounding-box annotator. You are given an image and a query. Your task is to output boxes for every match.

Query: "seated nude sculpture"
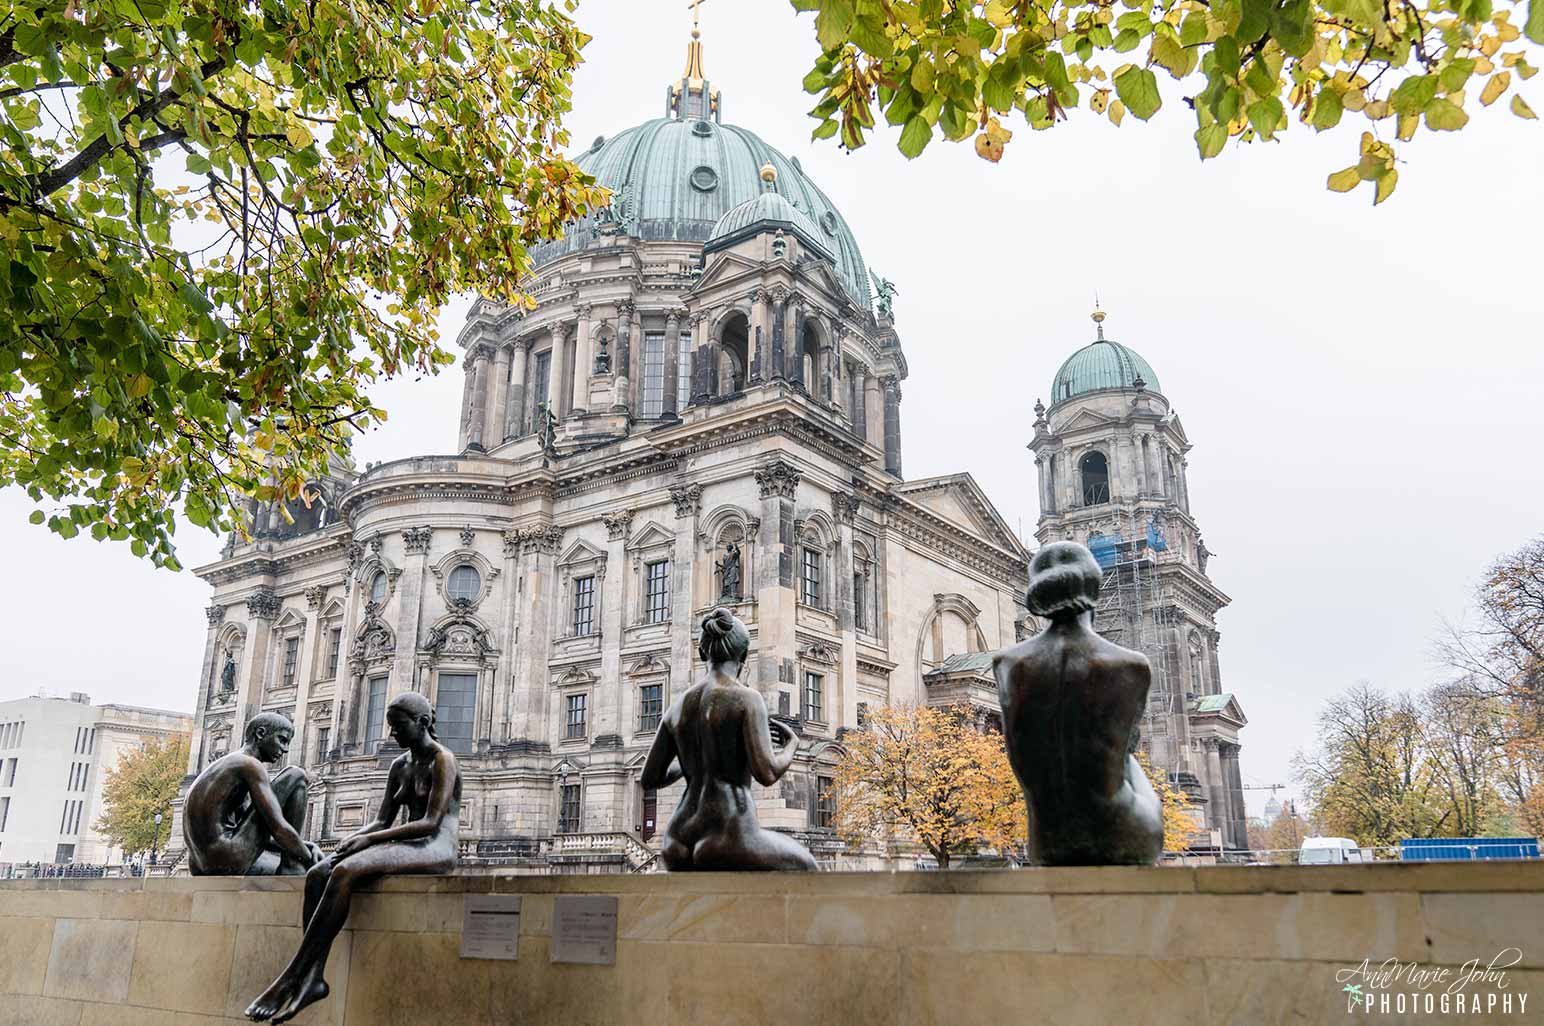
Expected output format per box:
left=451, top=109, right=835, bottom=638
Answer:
left=183, top=712, right=320, bottom=876
left=993, top=541, right=1164, bottom=866
left=246, top=692, right=461, bottom=1024
left=641, top=607, right=816, bottom=871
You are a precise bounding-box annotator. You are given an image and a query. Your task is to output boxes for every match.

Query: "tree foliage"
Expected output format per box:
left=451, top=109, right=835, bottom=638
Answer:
left=792, top=0, right=1543, bottom=203
left=0, top=0, right=605, bottom=567
left=1135, top=747, right=1200, bottom=851
left=827, top=703, right=1026, bottom=867
left=94, top=732, right=189, bottom=857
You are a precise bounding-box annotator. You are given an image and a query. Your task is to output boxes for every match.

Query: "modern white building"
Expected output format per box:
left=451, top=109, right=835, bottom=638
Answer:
left=0, top=693, right=191, bottom=867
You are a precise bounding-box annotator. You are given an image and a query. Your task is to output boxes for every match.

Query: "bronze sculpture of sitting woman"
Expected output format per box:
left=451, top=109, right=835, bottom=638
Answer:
left=245, top=692, right=461, bottom=1023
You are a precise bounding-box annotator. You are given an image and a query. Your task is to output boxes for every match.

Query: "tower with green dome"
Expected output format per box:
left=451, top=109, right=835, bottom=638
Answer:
left=1029, top=310, right=1249, bottom=854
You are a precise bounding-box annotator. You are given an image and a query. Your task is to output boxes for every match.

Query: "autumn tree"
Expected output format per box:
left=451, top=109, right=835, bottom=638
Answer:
left=94, top=732, right=190, bottom=858
left=790, top=0, right=1542, bottom=204
left=828, top=703, right=1026, bottom=868
left=1293, top=683, right=1448, bottom=845
left=0, top=0, right=605, bottom=567
left=1131, top=748, right=1200, bottom=851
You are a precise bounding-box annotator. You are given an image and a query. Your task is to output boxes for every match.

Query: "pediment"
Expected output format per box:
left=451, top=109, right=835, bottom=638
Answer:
left=1189, top=692, right=1248, bottom=727
left=554, top=665, right=597, bottom=687
left=796, top=259, right=850, bottom=306
left=894, top=473, right=1024, bottom=556
left=694, top=251, right=761, bottom=292
left=1058, top=408, right=1119, bottom=432
left=559, top=538, right=606, bottom=566
left=626, top=652, right=671, bottom=677
left=627, top=521, right=675, bottom=551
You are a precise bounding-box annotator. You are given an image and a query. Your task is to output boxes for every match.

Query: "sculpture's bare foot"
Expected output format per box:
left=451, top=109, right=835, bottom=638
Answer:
left=244, top=974, right=297, bottom=1023
left=271, top=966, right=329, bottom=1025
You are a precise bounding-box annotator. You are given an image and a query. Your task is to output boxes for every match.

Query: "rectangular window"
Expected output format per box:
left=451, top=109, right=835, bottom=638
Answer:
left=72, top=801, right=82, bottom=834
left=802, top=671, right=824, bottom=722
left=565, top=693, right=588, bottom=740
left=801, top=548, right=822, bottom=607
left=853, top=572, right=867, bottom=631
left=436, top=673, right=479, bottom=755
left=87, top=728, right=94, bottom=754
left=638, top=684, right=663, bottom=731
left=677, top=330, right=692, bottom=403
left=815, top=775, right=835, bottom=828
left=2, top=758, right=15, bottom=787
left=365, top=676, right=389, bottom=753
left=857, top=702, right=869, bottom=727
left=55, top=843, right=74, bottom=864
left=282, top=637, right=300, bottom=687
left=327, top=627, right=343, bottom=678
left=641, top=332, right=665, bottom=418
left=644, top=560, right=671, bottom=624
left=0, top=796, right=9, bottom=832
left=558, top=783, right=582, bottom=834
left=315, top=727, right=331, bottom=764
left=778, top=691, right=791, bottom=716
left=531, top=349, right=552, bottom=426
left=572, top=575, right=596, bottom=637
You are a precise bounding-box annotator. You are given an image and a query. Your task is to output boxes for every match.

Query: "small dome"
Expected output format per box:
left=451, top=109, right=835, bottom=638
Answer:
left=706, top=191, right=825, bottom=251
left=1050, top=339, right=1161, bottom=405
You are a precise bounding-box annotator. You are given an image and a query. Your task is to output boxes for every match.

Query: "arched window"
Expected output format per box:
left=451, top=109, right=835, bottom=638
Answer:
left=1080, top=451, right=1110, bottom=506
left=369, top=571, right=388, bottom=604
left=447, top=565, right=481, bottom=603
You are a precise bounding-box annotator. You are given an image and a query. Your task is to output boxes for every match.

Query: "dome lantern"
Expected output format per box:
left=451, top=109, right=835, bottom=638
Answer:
left=1048, top=311, right=1162, bottom=406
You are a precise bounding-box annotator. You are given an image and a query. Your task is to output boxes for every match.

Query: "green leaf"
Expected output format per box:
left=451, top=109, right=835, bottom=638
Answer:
left=1114, top=67, right=1163, bottom=120
left=28, top=510, right=44, bottom=525
left=815, top=0, right=855, bottom=52
left=1423, top=98, right=1469, bottom=130
left=1195, top=122, right=1229, bottom=158
left=1312, top=87, right=1344, bottom=130
left=898, top=115, right=932, bottom=158
left=1440, top=58, right=1477, bottom=93
left=1239, top=0, right=1271, bottom=41
left=1526, top=0, right=1544, bottom=44
left=1247, top=97, right=1283, bottom=138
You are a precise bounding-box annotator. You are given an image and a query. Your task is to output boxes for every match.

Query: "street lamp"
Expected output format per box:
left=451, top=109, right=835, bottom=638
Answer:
left=150, top=812, right=164, bottom=867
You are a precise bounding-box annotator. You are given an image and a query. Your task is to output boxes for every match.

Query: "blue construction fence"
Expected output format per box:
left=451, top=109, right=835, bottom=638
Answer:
left=1399, top=837, right=1541, bottom=861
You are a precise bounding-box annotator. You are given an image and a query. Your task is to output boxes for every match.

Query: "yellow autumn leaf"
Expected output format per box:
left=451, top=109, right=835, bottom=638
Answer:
left=1364, top=99, right=1392, bottom=119
left=1327, top=166, right=1361, bottom=192
left=1091, top=88, right=1110, bottom=113
left=1108, top=99, right=1126, bottom=125
left=286, top=123, right=313, bottom=148
left=1476, top=57, right=1495, bottom=75
left=1343, top=88, right=1367, bottom=111
left=1512, top=94, right=1538, bottom=119
left=983, top=0, right=1015, bottom=28
left=1374, top=168, right=1398, bottom=204
left=1481, top=72, right=1511, bottom=105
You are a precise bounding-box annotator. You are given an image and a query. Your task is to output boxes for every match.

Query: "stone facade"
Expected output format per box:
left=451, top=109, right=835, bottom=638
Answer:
left=1028, top=318, right=1247, bottom=851
left=168, top=53, right=1029, bottom=871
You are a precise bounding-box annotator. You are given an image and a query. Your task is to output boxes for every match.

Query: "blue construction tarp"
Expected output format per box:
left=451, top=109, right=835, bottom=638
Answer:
left=1399, top=837, right=1541, bottom=861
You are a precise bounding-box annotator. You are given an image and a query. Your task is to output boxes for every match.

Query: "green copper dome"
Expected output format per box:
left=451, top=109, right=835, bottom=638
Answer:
left=706, top=190, right=828, bottom=255
left=1050, top=338, right=1161, bottom=405
left=530, top=118, right=872, bottom=307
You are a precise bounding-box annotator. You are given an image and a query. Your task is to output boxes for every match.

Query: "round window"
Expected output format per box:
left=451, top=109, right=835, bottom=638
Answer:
left=689, top=165, right=719, bottom=192
left=447, top=564, right=481, bottom=603
left=369, top=571, right=387, bottom=604
left=820, top=211, right=839, bottom=237
left=691, top=120, right=713, bottom=137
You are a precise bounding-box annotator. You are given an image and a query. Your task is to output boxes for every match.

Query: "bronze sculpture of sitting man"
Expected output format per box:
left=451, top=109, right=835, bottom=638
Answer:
left=993, top=541, right=1164, bottom=866
left=183, top=712, right=321, bottom=876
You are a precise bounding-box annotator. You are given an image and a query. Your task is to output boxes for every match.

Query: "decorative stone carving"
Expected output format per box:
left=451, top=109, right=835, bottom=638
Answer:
left=402, top=526, right=432, bottom=554
left=522, top=525, right=563, bottom=555
left=305, top=586, right=327, bottom=610
left=460, top=525, right=476, bottom=548
left=206, top=605, right=227, bottom=627
left=715, top=541, right=742, bottom=602
left=669, top=483, right=703, bottom=519
left=831, top=492, right=862, bottom=525
left=345, top=540, right=365, bottom=575
left=247, top=590, right=282, bottom=620
left=367, top=533, right=384, bottom=555
left=502, top=529, right=522, bottom=558
left=424, top=616, right=494, bottom=660
left=754, top=457, right=801, bottom=499
left=602, top=508, right=636, bottom=541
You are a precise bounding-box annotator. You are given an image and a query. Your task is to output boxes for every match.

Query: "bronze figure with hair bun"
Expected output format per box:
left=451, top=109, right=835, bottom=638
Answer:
left=993, top=541, right=1164, bottom=866
left=245, top=692, right=461, bottom=1023
left=641, top=607, right=817, bottom=870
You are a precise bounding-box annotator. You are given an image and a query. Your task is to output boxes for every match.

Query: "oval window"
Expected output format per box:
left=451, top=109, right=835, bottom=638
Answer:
left=447, top=565, right=481, bottom=603
left=689, top=165, right=719, bottom=192
left=820, top=211, right=839, bottom=237
left=369, top=571, right=388, bottom=604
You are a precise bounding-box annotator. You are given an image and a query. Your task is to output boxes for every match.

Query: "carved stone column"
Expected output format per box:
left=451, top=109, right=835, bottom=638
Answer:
left=457, top=361, right=477, bottom=450
left=752, top=457, right=801, bottom=698
left=864, top=371, right=882, bottom=445
left=507, top=337, right=533, bottom=440
left=570, top=303, right=592, bottom=418
left=466, top=346, right=490, bottom=450
left=510, top=526, right=561, bottom=742
left=749, top=288, right=769, bottom=384
left=662, top=308, right=682, bottom=418
left=186, top=604, right=226, bottom=774
left=690, top=312, right=711, bottom=405
left=488, top=345, right=511, bottom=447
left=881, top=375, right=903, bottom=477
left=832, top=492, right=862, bottom=728
left=668, top=484, right=702, bottom=699
left=788, top=297, right=806, bottom=390
left=237, top=588, right=281, bottom=728
left=612, top=301, right=634, bottom=416
left=549, top=320, right=571, bottom=419
left=770, top=289, right=788, bottom=381
left=597, top=508, right=633, bottom=735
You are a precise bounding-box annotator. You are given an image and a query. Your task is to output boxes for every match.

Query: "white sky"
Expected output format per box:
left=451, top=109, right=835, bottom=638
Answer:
left=2, top=0, right=1541, bottom=822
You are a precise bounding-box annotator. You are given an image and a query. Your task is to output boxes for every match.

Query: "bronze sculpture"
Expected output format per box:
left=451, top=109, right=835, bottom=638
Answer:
left=183, top=712, right=320, bottom=876
left=641, top=608, right=816, bottom=871
left=245, top=692, right=461, bottom=1024
left=715, top=540, right=742, bottom=602
left=993, top=541, right=1164, bottom=866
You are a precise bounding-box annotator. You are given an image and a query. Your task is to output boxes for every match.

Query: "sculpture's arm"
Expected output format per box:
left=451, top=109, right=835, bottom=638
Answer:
left=349, top=760, right=406, bottom=839
left=356, top=748, right=460, bottom=844
left=234, top=760, right=312, bottom=864
left=744, top=693, right=795, bottom=786
left=640, top=711, right=681, bottom=790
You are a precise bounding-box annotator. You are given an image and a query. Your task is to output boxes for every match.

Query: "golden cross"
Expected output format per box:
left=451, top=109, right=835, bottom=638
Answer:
left=687, top=0, right=710, bottom=32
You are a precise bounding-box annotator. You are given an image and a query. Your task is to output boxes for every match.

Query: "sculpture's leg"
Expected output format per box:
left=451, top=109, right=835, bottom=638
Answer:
left=693, top=824, right=816, bottom=872
left=269, top=768, right=311, bottom=875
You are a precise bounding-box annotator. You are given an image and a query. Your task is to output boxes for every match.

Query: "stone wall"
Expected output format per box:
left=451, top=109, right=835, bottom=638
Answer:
left=3, top=864, right=1542, bottom=1026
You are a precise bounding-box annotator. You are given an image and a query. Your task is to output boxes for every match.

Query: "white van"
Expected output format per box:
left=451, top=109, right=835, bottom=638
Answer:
left=1299, top=836, right=1366, bottom=865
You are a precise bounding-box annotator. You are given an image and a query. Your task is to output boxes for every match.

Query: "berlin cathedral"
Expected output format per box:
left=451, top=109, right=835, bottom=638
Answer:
left=170, top=30, right=1248, bottom=870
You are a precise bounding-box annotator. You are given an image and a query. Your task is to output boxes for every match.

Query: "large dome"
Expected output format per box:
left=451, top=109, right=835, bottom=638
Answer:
left=531, top=118, right=872, bottom=307
left=1050, top=338, right=1161, bottom=405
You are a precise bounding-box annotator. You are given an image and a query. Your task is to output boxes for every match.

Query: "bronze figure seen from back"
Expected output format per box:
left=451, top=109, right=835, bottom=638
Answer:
left=993, top=541, right=1164, bottom=866
left=245, top=692, right=461, bottom=1024
left=641, top=607, right=817, bottom=871
left=183, top=712, right=320, bottom=877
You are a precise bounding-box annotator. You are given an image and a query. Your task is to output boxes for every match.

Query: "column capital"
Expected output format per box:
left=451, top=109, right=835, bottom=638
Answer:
left=770, top=286, right=790, bottom=304
left=602, top=508, right=636, bottom=540
left=305, top=585, right=327, bottom=609
left=669, top=483, right=703, bottom=519
left=575, top=302, right=593, bottom=319
left=754, top=457, right=801, bottom=499
left=512, top=335, right=536, bottom=354
left=246, top=589, right=281, bottom=619
left=752, top=287, right=770, bottom=304
left=617, top=299, right=636, bottom=318
left=206, top=604, right=227, bottom=627
left=550, top=320, right=572, bottom=341
left=831, top=492, right=862, bottom=525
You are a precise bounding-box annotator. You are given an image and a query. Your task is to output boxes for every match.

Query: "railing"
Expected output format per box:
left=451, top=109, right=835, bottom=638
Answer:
left=540, top=832, right=659, bottom=872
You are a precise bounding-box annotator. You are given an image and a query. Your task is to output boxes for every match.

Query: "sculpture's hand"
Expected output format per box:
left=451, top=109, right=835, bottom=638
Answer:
left=334, top=834, right=373, bottom=859
left=768, top=717, right=799, bottom=750
left=304, top=841, right=324, bottom=867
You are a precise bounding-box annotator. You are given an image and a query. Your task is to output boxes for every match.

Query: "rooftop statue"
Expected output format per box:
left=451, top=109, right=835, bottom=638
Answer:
left=245, top=693, right=461, bottom=1024
left=641, top=607, right=817, bottom=871
left=183, top=712, right=320, bottom=876
left=993, top=541, right=1164, bottom=866
left=869, top=268, right=898, bottom=318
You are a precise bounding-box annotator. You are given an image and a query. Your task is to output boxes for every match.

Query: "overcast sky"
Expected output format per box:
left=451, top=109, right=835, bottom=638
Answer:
left=3, top=0, right=1541, bottom=822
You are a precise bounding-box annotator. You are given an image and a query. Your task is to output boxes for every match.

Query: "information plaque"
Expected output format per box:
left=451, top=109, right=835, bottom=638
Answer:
left=550, top=894, right=619, bottom=966
left=459, top=894, right=522, bottom=960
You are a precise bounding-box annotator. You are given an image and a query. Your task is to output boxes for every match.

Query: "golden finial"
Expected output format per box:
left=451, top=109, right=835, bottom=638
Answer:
left=759, top=161, right=778, bottom=183
left=1091, top=298, right=1106, bottom=340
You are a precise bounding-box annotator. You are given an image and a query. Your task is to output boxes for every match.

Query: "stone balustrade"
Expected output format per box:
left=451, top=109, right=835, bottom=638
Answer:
left=2, top=864, right=1542, bottom=1025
